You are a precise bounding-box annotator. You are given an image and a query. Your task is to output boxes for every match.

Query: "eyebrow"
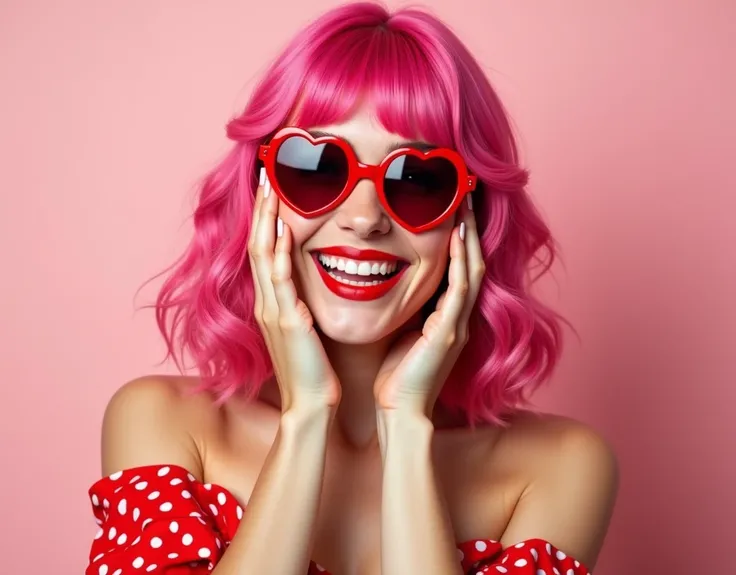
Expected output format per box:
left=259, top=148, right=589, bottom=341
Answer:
left=306, top=130, right=438, bottom=153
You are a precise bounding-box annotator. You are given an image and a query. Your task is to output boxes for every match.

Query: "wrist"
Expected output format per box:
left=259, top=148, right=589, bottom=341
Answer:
left=282, top=387, right=341, bottom=415
left=375, top=389, right=436, bottom=419
left=377, top=406, right=433, bottom=426
left=280, top=401, right=335, bottom=436
left=377, top=409, right=434, bottom=458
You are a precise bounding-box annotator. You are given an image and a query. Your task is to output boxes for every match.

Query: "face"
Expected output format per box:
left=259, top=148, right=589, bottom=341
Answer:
left=278, top=106, right=457, bottom=344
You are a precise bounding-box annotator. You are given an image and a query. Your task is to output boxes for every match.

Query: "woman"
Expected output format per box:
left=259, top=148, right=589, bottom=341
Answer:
left=85, top=2, right=618, bottom=574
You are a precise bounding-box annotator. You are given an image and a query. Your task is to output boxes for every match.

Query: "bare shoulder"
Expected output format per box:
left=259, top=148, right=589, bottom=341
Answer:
left=500, top=410, right=618, bottom=469
left=454, top=409, right=618, bottom=475
left=99, top=375, right=219, bottom=480
left=492, top=410, right=619, bottom=569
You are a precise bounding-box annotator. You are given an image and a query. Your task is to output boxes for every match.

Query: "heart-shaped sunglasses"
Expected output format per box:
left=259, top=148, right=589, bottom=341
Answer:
left=258, top=127, right=477, bottom=233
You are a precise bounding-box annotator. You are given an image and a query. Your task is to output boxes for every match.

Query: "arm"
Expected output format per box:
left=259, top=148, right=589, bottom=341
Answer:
left=377, top=413, right=618, bottom=575
left=214, top=403, right=332, bottom=574
left=373, top=208, right=478, bottom=575
left=101, top=376, right=334, bottom=575
left=377, top=410, right=464, bottom=575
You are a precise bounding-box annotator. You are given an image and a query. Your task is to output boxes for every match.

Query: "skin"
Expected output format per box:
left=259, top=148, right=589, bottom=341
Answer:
left=100, top=106, right=619, bottom=575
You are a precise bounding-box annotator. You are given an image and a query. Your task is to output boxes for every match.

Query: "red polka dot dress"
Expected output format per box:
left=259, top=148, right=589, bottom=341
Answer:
left=85, top=464, right=592, bottom=575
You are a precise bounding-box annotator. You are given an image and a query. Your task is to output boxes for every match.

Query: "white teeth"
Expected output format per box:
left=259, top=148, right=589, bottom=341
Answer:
left=326, top=271, right=385, bottom=286
left=317, top=253, right=399, bottom=276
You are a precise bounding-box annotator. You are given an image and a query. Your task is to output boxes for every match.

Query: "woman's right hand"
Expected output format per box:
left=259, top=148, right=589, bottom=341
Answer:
left=248, top=167, right=341, bottom=412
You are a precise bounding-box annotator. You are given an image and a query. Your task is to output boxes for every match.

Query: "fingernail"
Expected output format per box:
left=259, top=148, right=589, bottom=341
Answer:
left=459, top=222, right=466, bottom=241
left=259, top=166, right=266, bottom=186
left=277, top=217, right=284, bottom=237
left=264, top=176, right=271, bottom=198
left=466, top=193, right=473, bottom=211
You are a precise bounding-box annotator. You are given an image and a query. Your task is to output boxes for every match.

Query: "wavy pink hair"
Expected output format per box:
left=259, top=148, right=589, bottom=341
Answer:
left=150, top=1, right=567, bottom=425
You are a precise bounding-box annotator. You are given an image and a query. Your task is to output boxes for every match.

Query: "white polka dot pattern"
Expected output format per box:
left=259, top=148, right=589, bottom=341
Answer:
left=84, top=464, right=591, bottom=575
left=85, top=465, right=236, bottom=574
left=458, top=537, right=592, bottom=575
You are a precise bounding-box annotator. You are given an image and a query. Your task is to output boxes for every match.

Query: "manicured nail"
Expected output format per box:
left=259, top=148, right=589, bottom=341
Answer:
left=277, top=217, right=284, bottom=237
left=459, top=222, right=466, bottom=240
left=259, top=166, right=266, bottom=186
left=264, top=176, right=271, bottom=198
left=466, top=194, right=473, bottom=211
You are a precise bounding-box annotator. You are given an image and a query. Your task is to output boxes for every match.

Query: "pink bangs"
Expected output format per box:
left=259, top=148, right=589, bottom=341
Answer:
left=289, top=22, right=458, bottom=148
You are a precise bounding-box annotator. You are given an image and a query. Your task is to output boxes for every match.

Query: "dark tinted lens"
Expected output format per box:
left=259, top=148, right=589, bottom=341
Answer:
left=274, top=136, right=348, bottom=213
left=383, top=154, right=458, bottom=227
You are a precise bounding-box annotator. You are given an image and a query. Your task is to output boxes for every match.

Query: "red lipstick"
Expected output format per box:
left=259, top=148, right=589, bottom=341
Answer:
left=311, top=247, right=408, bottom=302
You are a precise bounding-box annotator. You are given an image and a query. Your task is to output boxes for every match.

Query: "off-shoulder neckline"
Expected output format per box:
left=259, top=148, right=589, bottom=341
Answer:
left=87, top=462, right=592, bottom=574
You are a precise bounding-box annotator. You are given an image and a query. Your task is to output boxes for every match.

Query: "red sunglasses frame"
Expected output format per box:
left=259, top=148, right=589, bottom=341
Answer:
left=257, top=127, right=478, bottom=233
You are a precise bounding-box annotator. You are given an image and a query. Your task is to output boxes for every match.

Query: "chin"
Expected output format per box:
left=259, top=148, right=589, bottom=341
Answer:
left=311, top=304, right=409, bottom=345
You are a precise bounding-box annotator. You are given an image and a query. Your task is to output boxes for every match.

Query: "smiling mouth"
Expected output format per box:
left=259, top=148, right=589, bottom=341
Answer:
left=310, top=248, right=409, bottom=301
left=315, top=252, right=404, bottom=286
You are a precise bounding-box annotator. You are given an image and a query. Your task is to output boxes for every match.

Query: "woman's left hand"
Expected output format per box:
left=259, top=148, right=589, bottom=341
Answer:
left=373, top=199, right=485, bottom=416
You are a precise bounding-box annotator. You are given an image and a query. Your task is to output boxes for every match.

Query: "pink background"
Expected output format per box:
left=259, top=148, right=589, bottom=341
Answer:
left=1, top=0, right=734, bottom=572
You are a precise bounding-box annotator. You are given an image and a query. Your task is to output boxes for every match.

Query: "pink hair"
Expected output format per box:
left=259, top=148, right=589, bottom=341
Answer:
left=150, top=1, right=566, bottom=425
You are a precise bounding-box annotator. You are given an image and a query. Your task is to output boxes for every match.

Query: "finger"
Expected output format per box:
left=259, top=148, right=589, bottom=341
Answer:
left=250, top=172, right=288, bottom=382
left=457, top=199, right=485, bottom=330
left=439, top=224, right=469, bottom=331
left=435, top=291, right=448, bottom=312
left=251, top=173, right=280, bottom=318
left=271, top=221, right=301, bottom=323
left=248, top=167, right=269, bottom=311
left=248, top=167, right=269, bottom=253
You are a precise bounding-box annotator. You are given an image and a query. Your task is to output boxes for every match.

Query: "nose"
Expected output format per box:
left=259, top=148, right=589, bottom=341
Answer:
left=333, top=179, right=391, bottom=238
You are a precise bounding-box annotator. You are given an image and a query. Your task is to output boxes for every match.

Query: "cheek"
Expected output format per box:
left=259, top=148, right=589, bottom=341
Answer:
left=276, top=206, right=325, bottom=295
left=415, top=233, right=452, bottom=283
left=278, top=206, right=320, bottom=248
left=415, top=222, right=453, bottom=260
left=409, top=231, right=453, bottom=318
